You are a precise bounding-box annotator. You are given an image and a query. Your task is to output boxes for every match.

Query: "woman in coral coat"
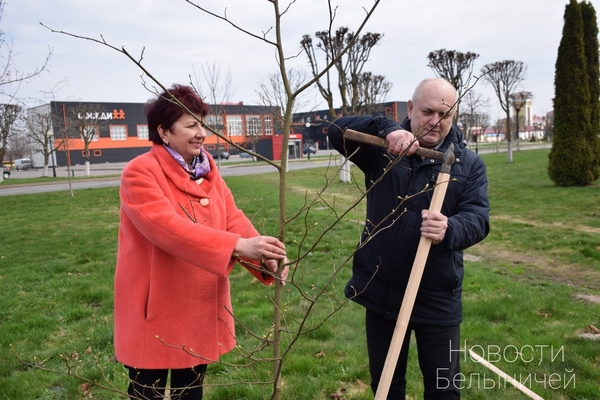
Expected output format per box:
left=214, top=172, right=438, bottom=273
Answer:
left=114, top=84, right=288, bottom=399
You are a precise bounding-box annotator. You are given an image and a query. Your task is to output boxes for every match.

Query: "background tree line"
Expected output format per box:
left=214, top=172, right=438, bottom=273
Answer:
left=3, top=1, right=599, bottom=189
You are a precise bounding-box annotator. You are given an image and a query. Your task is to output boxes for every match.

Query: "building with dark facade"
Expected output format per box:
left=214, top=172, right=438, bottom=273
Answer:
left=29, top=101, right=302, bottom=166
left=291, top=101, right=409, bottom=150
left=28, top=100, right=408, bottom=166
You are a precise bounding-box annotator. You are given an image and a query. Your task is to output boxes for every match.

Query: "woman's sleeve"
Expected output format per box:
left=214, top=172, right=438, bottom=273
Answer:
left=120, top=162, right=241, bottom=277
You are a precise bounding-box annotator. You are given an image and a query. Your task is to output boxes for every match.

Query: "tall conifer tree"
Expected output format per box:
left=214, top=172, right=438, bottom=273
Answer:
left=548, top=0, right=595, bottom=186
left=581, top=1, right=600, bottom=179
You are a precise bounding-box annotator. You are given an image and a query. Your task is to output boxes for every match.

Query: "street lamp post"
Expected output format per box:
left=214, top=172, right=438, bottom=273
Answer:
left=47, top=131, right=56, bottom=178
left=305, top=122, right=311, bottom=160
left=304, top=122, right=311, bottom=141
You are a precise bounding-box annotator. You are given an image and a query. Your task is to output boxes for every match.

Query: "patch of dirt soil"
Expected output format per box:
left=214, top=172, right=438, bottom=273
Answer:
left=492, top=215, right=600, bottom=236
left=573, top=294, right=600, bottom=304
left=465, top=241, right=600, bottom=292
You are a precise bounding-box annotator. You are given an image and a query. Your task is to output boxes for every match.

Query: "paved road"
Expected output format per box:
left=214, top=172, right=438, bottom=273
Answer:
left=0, top=151, right=342, bottom=196
left=0, top=144, right=550, bottom=197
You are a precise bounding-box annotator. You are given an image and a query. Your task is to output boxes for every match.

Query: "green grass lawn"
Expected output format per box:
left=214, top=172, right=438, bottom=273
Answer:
left=0, top=148, right=599, bottom=399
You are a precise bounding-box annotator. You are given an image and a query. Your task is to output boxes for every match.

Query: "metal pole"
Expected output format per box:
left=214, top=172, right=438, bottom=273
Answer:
left=47, top=134, right=57, bottom=177
left=51, top=137, right=56, bottom=178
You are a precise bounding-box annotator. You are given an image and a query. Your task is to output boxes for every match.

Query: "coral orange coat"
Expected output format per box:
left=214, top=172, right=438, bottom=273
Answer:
left=114, top=144, right=273, bottom=369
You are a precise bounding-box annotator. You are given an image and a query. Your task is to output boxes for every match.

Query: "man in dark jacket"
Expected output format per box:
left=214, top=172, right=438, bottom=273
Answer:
left=327, top=78, right=490, bottom=399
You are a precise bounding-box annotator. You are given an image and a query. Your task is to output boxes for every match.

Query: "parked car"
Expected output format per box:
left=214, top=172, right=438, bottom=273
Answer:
left=209, top=150, right=230, bottom=160
left=14, top=158, right=33, bottom=171
left=2, top=165, right=10, bottom=179
left=303, top=146, right=317, bottom=155
left=239, top=151, right=252, bottom=158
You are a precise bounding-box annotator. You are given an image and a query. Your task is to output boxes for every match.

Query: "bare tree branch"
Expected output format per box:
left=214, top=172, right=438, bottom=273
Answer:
left=0, top=39, right=52, bottom=92
left=481, top=60, right=528, bottom=162
left=427, top=48, right=479, bottom=121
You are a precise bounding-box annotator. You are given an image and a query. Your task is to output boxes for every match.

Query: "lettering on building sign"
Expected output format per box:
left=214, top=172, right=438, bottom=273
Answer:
left=77, top=110, right=126, bottom=120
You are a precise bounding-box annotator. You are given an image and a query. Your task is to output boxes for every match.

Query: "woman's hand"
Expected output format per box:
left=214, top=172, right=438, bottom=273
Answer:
left=234, top=236, right=289, bottom=285
left=263, top=257, right=290, bottom=286
left=234, top=236, right=286, bottom=261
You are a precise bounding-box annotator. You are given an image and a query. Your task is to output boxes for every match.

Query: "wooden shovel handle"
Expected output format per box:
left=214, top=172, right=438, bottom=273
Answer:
left=343, top=129, right=444, bottom=160
left=374, top=155, right=453, bottom=400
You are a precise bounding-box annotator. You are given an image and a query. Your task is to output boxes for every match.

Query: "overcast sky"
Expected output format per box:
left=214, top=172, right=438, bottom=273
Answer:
left=3, top=0, right=594, bottom=120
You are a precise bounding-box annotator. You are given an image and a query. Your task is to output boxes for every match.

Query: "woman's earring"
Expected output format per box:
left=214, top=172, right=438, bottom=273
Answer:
left=165, top=141, right=169, bottom=146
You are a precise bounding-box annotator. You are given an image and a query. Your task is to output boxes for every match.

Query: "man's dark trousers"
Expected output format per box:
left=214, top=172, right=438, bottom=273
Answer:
left=365, top=309, right=461, bottom=399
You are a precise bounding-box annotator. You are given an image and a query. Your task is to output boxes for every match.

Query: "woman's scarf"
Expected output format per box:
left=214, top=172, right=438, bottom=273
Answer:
left=164, top=145, right=211, bottom=180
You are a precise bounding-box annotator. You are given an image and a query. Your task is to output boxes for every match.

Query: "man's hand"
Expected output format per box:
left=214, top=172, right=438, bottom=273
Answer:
left=420, top=210, right=447, bottom=244
left=385, top=129, right=419, bottom=157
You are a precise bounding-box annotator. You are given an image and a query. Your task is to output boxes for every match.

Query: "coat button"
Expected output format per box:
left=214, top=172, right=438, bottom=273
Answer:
left=200, top=198, right=210, bottom=206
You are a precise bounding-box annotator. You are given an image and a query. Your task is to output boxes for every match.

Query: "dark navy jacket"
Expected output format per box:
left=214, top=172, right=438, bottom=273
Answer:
left=328, top=116, right=490, bottom=325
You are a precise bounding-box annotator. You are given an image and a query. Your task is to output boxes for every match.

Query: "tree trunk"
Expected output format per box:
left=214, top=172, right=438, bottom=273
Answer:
left=339, top=155, right=352, bottom=183
left=515, top=109, right=520, bottom=152
left=271, top=280, right=283, bottom=400
left=505, top=110, right=513, bottom=163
